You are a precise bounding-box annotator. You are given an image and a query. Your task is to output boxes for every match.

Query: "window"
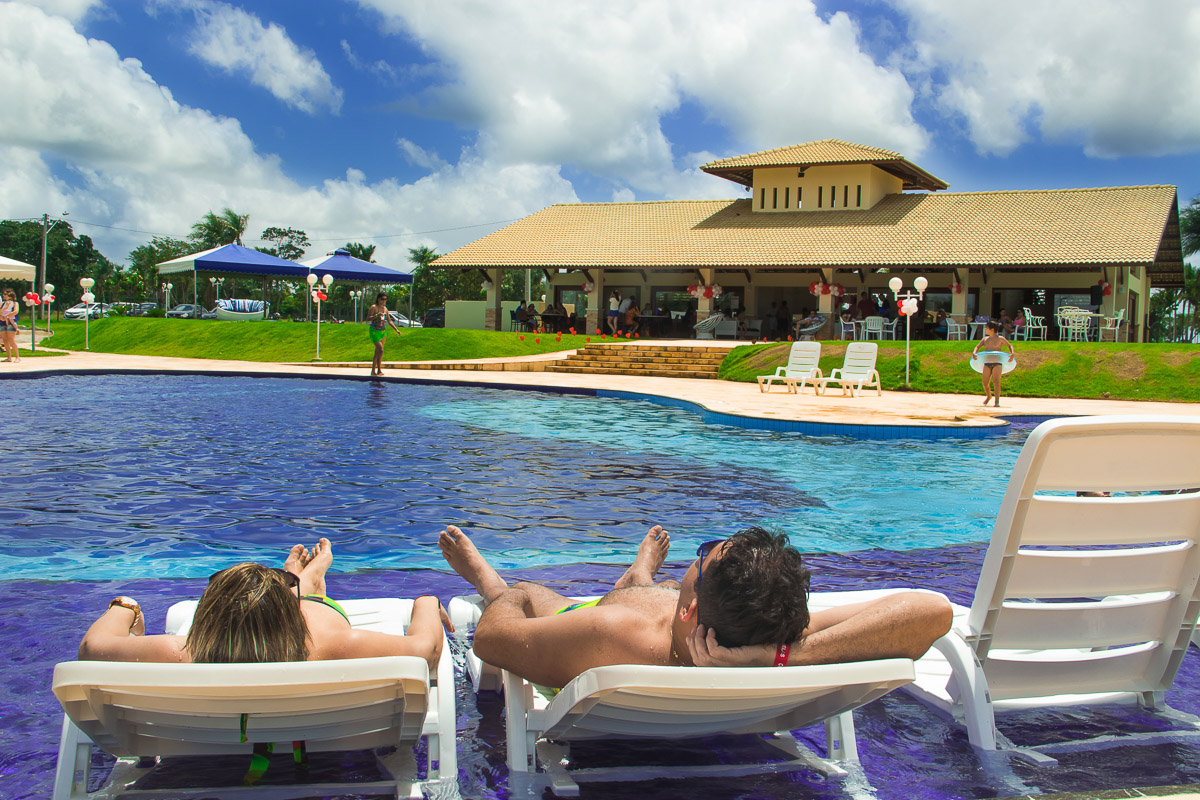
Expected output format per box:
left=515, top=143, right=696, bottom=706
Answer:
left=843, top=186, right=849, bottom=207
left=760, top=188, right=766, bottom=210
left=818, top=186, right=823, bottom=208
left=784, top=187, right=790, bottom=209
left=798, top=186, right=802, bottom=208
left=856, top=185, right=862, bottom=207
left=772, top=187, right=778, bottom=209
left=830, top=186, right=836, bottom=207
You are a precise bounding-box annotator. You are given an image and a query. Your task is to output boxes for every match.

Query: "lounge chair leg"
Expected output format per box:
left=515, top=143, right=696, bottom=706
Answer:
left=536, top=741, right=581, bottom=797
left=762, top=731, right=849, bottom=779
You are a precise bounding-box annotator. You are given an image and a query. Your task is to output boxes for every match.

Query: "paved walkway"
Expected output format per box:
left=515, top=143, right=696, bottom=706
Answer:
left=5, top=347, right=1197, bottom=431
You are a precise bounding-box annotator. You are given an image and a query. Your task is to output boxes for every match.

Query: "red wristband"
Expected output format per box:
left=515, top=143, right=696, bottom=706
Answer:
left=773, top=643, right=790, bottom=667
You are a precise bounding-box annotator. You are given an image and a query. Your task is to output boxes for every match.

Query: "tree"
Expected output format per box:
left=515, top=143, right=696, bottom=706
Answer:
left=128, top=236, right=192, bottom=300
left=190, top=208, right=250, bottom=248
left=1182, top=194, right=1200, bottom=259
left=0, top=219, right=117, bottom=302
left=343, top=242, right=376, bottom=262
left=258, top=227, right=309, bottom=261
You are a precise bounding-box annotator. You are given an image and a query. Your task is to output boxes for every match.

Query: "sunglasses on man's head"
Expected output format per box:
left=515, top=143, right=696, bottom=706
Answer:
left=208, top=566, right=301, bottom=599
left=695, top=539, right=725, bottom=591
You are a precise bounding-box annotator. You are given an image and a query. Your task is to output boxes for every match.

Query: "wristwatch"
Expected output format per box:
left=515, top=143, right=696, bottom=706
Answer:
left=108, top=596, right=143, bottom=629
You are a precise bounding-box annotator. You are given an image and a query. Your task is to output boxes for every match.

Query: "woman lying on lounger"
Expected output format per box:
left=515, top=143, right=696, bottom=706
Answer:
left=77, top=538, right=449, bottom=669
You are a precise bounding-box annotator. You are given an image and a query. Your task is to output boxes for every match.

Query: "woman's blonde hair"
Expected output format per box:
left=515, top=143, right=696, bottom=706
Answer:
left=186, top=563, right=310, bottom=663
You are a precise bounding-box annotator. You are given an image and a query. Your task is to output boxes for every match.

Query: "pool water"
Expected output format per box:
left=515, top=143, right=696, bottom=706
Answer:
left=2, top=374, right=1198, bottom=799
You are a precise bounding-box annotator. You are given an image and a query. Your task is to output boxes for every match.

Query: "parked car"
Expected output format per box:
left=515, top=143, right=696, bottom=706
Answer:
left=64, top=302, right=108, bottom=320
left=422, top=308, right=445, bottom=328
left=165, top=304, right=204, bottom=319
left=109, top=301, right=137, bottom=315
left=200, top=307, right=219, bottom=320
left=388, top=311, right=422, bottom=328
left=130, top=302, right=158, bottom=316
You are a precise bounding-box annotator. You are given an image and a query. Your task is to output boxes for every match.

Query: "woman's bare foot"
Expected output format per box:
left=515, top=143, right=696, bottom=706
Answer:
left=298, top=538, right=333, bottom=596
left=283, top=544, right=309, bottom=577
left=439, top=525, right=508, bottom=603
left=614, top=525, right=671, bottom=590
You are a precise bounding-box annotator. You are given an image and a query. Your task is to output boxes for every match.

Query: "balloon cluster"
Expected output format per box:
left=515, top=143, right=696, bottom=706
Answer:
left=1097, top=278, right=1113, bottom=297
left=808, top=282, right=845, bottom=297
left=686, top=284, right=723, bottom=299
left=310, top=290, right=327, bottom=302
left=949, top=282, right=963, bottom=294
left=23, top=291, right=41, bottom=306
left=897, top=297, right=919, bottom=316
left=580, top=281, right=595, bottom=292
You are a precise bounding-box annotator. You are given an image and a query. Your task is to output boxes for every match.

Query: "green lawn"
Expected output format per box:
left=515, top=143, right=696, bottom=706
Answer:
left=719, top=340, right=1200, bottom=402
left=43, top=317, right=601, bottom=362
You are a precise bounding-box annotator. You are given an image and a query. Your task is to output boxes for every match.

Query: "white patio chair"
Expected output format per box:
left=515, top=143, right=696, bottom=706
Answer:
left=946, top=316, right=967, bottom=341
left=838, top=317, right=856, bottom=340
left=901, top=416, right=1200, bottom=765
left=882, top=317, right=900, bottom=340
left=52, top=598, right=456, bottom=800
left=1022, top=307, right=1047, bottom=341
left=1099, top=309, right=1126, bottom=342
left=756, top=340, right=823, bottom=393
left=862, top=315, right=884, bottom=340
left=815, top=342, right=881, bottom=397
left=449, top=595, right=914, bottom=796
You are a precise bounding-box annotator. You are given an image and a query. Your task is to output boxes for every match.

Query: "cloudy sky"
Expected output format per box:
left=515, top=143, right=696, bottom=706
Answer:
left=2, top=0, right=1199, bottom=269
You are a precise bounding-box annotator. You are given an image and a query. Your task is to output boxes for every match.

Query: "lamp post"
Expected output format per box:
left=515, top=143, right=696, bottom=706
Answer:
left=309, top=274, right=334, bottom=360
left=889, top=275, right=928, bottom=386
left=79, top=277, right=95, bottom=350
left=350, top=290, right=361, bottom=323
left=163, top=282, right=173, bottom=311
left=42, top=283, right=55, bottom=335
left=209, top=276, right=225, bottom=303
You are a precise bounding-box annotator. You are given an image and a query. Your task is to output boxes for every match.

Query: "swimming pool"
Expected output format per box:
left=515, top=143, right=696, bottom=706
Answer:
left=2, top=374, right=1198, bottom=799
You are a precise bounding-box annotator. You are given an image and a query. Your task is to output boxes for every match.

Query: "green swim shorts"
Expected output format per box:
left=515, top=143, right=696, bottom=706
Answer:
left=369, top=328, right=386, bottom=343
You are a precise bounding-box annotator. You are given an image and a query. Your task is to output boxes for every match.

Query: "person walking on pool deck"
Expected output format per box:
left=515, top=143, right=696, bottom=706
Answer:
left=77, top=538, right=449, bottom=669
left=365, top=292, right=405, bottom=376
left=972, top=319, right=1016, bottom=407
left=439, top=524, right=951, bottom=689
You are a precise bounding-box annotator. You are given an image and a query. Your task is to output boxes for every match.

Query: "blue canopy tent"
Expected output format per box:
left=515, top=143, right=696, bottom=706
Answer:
left=156, top=244, right=306, bottom=310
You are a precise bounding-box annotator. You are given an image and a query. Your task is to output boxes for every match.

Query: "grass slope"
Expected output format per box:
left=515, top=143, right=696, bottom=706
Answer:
left=43, top=318, right=599, bottom=362
left=719, top=341, right=1200, bottom=403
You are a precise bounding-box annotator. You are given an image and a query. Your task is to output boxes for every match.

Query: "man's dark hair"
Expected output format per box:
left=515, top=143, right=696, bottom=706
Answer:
left=985, top=319, right=998, bottom=333
left=697, top=527, right=810, bottom=648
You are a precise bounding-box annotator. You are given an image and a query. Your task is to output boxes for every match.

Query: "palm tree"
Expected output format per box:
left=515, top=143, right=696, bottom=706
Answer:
left=190, top=208, right=250, bottom=248
left=343, top=242, right=376, bottom=262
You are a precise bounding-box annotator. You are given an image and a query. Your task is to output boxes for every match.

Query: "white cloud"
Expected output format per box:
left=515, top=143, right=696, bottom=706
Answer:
left=396, top=137, right=448, bottom=170
left=893, top=0, right=1200, bottom=157
left=10, top=0, right=104, bottom=23
left=0, top=3, right=576, bottom=266
left=182, top=1, right=343, bottom=114
left=340, top=38, right=399, bottom=84
left=355, top=0, right=928, bottom=197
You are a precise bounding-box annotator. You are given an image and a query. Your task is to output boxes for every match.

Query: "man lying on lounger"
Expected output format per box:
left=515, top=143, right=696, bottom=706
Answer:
left=439, top=524, right=952, bottom=688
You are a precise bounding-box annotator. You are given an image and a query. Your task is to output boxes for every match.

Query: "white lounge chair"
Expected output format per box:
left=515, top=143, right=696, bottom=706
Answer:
left=816, top=342, right=881, bottom=397
left=448, top=595, right=913, bottom=797
left=51, top=598, right=456, bottom=800
left=901, top=416, right=1200, bottom=765
left=756, top=340, right=822, bottom=394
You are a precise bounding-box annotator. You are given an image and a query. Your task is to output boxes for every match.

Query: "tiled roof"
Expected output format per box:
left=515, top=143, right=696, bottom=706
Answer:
left=435, top=186, right=1180, bottom=272
left=700, top=138, right=949, bottom=191
left=701, top=139, right=905, bottom=169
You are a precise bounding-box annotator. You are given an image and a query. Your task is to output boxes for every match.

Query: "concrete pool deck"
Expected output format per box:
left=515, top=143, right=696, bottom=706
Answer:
left=3, top=343, right=1197, bottom=433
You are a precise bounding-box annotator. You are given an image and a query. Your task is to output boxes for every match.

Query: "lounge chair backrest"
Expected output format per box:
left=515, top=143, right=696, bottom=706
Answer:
left=53, top=657, right=430, bottom=757
left=840, top=342, right=878, bottom=376
left=967, top=416, right=1200, bottom=701
left=785, top=340, right=821, bottom=373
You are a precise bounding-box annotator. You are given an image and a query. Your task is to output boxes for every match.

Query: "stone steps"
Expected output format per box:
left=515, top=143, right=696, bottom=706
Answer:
left=545, top=344, right=727, bottom=379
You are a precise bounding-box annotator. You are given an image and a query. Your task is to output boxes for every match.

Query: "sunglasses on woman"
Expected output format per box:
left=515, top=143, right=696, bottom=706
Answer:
left=208, top=566, right=301, bottom=599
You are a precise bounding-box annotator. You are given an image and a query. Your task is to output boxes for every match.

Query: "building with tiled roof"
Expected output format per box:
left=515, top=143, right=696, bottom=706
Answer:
left=436, top=139, right=1182, bottom=341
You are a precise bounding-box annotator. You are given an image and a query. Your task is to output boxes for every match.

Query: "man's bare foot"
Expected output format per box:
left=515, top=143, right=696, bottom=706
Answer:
left=614, top=525, right=670, bottom=590
left=439, top=525, right=508, bottom=603
left=298, top=538, right=333, bottom=596
left=283, top=544, right=309, bottom=577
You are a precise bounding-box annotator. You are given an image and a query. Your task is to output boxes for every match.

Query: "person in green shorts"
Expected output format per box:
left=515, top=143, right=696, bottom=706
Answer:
left=365, top=292, right=404, bottom=376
